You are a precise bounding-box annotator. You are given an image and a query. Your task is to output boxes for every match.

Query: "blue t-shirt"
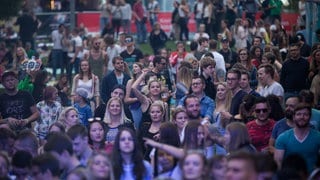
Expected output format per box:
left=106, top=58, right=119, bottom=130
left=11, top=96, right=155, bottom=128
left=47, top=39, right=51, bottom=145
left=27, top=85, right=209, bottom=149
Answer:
left=121, top=160, right=153, bottom=180
left=74, top=103, right=92, bottom=127
left=271, top=118, right=292, bottom=139
left=310, top=108, right=320, bottom=131
left=275, top=128, right=320, bottom=173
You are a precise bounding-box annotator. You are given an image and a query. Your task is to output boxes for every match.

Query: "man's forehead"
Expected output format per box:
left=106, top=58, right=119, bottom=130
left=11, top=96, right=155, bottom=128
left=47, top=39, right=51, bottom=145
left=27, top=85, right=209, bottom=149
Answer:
left=113, top=89, right=124, bottom=94
left=186, top=97, right=199, bottom=104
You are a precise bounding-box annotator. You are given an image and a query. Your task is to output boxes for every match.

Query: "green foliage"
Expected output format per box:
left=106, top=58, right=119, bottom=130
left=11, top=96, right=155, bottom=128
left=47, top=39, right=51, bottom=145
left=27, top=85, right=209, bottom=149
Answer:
left=283, top=0, right=299, bottom=12
left=0, top=0, right=23, bottom=20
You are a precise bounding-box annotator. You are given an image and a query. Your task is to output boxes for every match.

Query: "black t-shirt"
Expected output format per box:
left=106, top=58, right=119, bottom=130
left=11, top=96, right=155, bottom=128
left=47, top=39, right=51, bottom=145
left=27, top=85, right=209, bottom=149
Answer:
left=15, top=14, right=37, bottom=40
left=0, top=90, right=35, bottom=120
left=0, top=90, right=35, bottom=130
left=120, top=48, right=144, bottom=70
left=230, top=90, right=247, bottom=116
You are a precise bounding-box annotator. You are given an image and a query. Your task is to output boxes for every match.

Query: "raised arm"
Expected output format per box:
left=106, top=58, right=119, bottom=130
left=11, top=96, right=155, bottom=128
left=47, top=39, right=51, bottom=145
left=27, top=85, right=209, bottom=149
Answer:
left=143, top=138, right=185, bottom=159
left=124, top=79, right=139, bottom=104
left=132, top=70, right=150, bottom=112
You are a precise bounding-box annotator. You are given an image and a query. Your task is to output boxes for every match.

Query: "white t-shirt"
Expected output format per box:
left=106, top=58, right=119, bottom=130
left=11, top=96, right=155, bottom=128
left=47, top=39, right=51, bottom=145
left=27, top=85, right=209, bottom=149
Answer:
left=194, top=2, right=204, bottom=19
left=211, top=51, right=226, bottom=80
left=51, top=30, right=63, bottom=50
left=148, top=1, right=159, bottom=19
left=106, top=44, right=122, bottom=71
left=193, top=32, right=210, bottom=42
left=120, top=3, right=132, bottom=20
left=259, top=81, right=284, bottom=98
left=68, top=35, right=83, bottom=58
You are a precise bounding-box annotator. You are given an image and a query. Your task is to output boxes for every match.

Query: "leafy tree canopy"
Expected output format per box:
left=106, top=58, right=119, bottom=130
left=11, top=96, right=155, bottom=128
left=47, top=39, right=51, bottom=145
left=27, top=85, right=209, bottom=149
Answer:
left=0, top=0, right=23, bottom=20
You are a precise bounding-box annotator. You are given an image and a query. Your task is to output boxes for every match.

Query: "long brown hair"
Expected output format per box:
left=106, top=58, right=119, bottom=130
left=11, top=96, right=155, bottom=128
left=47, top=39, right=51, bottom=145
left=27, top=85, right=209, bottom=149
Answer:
left=112, top=128, right=146, bottom=180
left=79, top=59, right=93, bottom=80
left=225, top=122, right=251, bottom=152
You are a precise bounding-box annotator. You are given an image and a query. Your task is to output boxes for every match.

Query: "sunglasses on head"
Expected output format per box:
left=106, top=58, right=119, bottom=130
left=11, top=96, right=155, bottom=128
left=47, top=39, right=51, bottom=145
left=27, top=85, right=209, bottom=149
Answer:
left=88, top=117, right=102, bottom=122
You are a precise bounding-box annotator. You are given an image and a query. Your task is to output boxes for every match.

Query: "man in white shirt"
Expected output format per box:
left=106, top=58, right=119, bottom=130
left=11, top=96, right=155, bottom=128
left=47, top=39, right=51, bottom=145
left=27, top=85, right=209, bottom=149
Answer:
left=120, top=0, right=132, bottom=34
left=147, top=0, right=159, bottom=27
left=193, top=0, right=204, bottom=31
left=51, top=24, right=65, bottom=79
left=208, top=39, right=226, bottom=82
left=105, top=36, right=122, bottom=74
left=67, top=28, right=83, bottom=82
left=193, top=24, right=209, bottom=42
left=257, top=64, right=284, bottom=102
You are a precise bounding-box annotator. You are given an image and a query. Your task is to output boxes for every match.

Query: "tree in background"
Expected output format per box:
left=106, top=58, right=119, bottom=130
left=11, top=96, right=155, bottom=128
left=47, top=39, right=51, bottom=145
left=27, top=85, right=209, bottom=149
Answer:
left=0, top=0, right=23, bottom=20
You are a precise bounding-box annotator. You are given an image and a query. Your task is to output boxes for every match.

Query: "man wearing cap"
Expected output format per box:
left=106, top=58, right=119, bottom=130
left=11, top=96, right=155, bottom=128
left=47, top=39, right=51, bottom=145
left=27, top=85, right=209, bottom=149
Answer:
left=120, top=35, right=144, bottom=70
left=296, top=33, right=311, bottom=58
left=219, top=38, right=237, bottom=71
left=0, top=71, right=39, bottom=132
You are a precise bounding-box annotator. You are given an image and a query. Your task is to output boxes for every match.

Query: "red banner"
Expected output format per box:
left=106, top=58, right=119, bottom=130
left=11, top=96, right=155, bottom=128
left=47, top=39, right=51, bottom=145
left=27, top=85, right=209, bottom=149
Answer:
left=77, top=12, right=196, bottom=33
left=77, top=12, right=297, bottom=34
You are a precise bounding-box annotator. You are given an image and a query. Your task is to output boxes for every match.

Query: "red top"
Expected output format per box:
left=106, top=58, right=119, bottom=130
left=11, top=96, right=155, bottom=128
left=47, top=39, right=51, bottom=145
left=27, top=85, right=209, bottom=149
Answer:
left=133, top=1, right=145, bottom=20
left=246, top=119, right=275, bottom=152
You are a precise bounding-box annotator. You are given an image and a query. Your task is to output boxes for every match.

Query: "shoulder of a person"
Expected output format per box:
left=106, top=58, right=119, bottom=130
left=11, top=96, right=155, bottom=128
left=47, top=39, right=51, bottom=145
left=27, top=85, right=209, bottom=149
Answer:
left=143, top=160, right=152, bottom=169
left=18, top=90, right=33, bottom=96
left=73, top=74, right=80, bottom=80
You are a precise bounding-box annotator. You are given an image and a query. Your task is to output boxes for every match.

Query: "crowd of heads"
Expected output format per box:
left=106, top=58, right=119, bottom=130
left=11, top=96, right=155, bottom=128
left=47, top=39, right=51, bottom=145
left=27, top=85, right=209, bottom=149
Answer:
left=1, top=0, right=320, bottom=179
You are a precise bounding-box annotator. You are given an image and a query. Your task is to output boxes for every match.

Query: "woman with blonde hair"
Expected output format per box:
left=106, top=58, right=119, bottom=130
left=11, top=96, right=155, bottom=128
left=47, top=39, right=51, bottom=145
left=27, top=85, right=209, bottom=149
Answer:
left=213, top=82, right=232, bottom=134
left=224, top=122, right=256, bottom=153
left=103, top=97, right=133, bottom=151
left=12, top=46, right=29, bottom=81
left=138, top=100, right=167, bottom=160
left=58, top=107, right=80, bottom=131
left=88, top=151, right=115, bottom=180
left=132, top=70, right=169, bottom=127
left=176, top=61, right=194, bottom=104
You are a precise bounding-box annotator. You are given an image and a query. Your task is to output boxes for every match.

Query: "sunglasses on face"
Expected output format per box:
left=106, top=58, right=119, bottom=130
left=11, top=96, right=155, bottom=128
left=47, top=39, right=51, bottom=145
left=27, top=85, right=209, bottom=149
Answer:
left=255, top=108, right=268, bottom=113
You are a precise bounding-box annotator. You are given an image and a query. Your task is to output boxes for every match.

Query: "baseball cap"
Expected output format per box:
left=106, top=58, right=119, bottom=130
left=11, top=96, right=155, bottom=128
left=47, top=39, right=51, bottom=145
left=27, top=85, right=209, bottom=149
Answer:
left=76, top=88, right=89, bottom=99
left=124, top=36, right=134, bottom=44
left=221, top=38, right=229, bottom=43
left=1, top=70, right=17, bottom=81
left=296, top=33, right=305, bottom=42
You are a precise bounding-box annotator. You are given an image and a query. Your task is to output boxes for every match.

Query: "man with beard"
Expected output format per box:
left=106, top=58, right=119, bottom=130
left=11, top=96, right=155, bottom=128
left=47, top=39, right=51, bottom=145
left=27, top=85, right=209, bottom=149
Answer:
left=179, top=76, right=215, bottom=122
left=83, top=37, right=108, bottom=78
left=268, top=96, right=299, bottom=153
left=274, top=103, right=320, bottom=173
left=182, top=94, right=201, bottom=122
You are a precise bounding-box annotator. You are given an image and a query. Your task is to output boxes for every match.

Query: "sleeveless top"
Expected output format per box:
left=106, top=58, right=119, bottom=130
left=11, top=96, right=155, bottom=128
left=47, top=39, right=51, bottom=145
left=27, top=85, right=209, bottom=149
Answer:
left=141, top=102, right=152, bottom=125
left=89, top=52, right=105, bottom=79
left=78, top=79, right=93, bottom=98
left=129, top=83, right=143, bottom=109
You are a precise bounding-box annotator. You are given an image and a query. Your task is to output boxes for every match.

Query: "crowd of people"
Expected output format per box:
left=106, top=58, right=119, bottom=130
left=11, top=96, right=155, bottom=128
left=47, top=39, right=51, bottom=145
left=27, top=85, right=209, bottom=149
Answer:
left=1, top=0, right=320, bottom=179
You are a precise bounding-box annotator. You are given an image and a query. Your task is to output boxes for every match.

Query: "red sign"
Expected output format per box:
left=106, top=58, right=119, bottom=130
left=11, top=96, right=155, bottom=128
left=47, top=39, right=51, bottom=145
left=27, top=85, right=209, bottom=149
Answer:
left=281, top=13, right=299, bottom=32
left=77, top=12, right=197, bottom=33
left=77, top=12, right=297, bottom=34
